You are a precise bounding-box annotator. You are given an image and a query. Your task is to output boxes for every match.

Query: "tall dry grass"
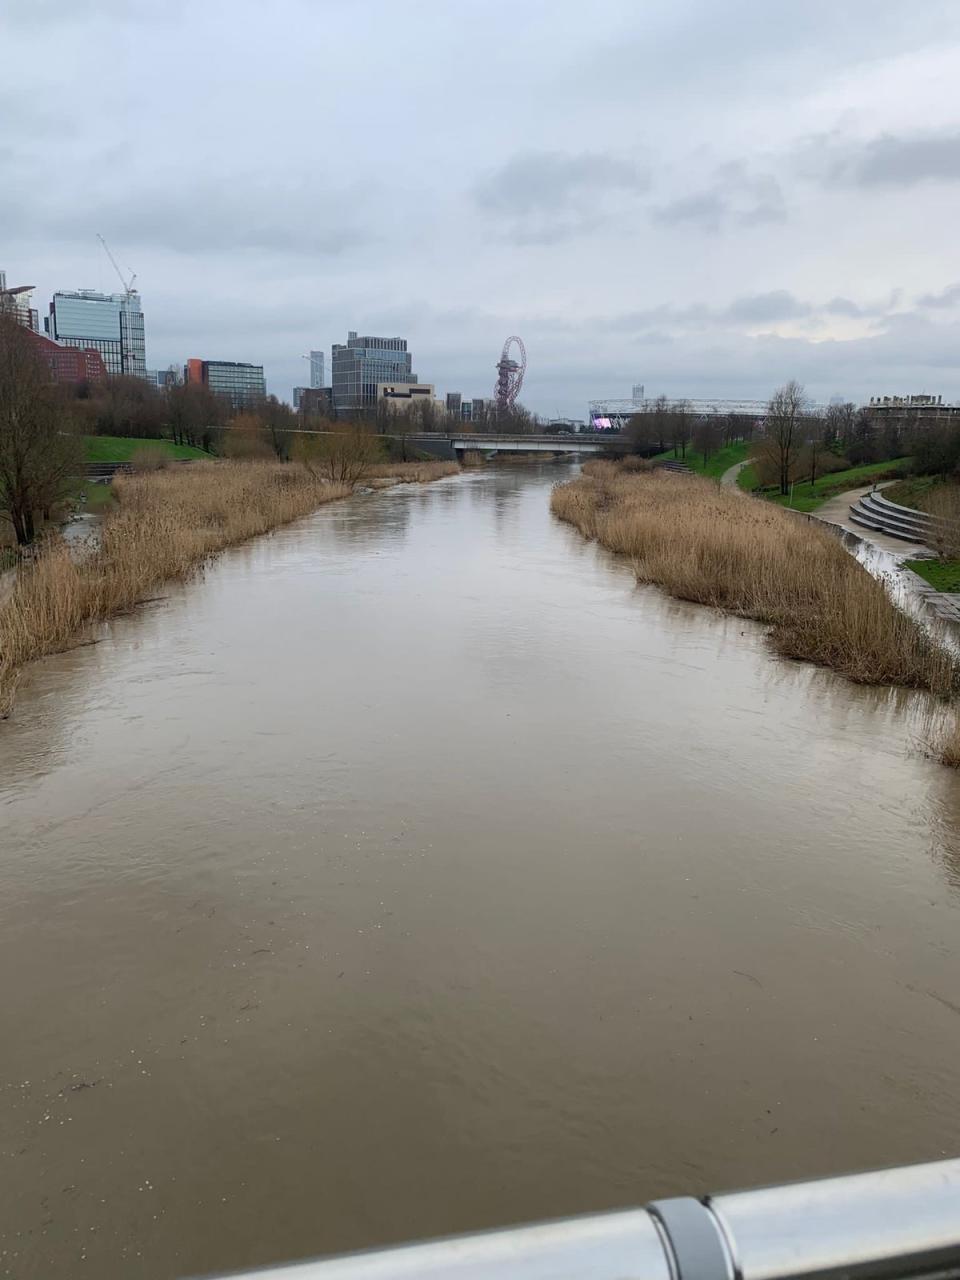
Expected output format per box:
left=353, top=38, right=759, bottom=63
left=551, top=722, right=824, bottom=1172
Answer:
left=0, top=461, right=352, bottom=715
left=935, top=716, right=960, bottom=768
left=367, top=460, right=459, bottom=484
left=552, top=467, right=957, bottom=695
left=925, top=485, right=960, bottom=560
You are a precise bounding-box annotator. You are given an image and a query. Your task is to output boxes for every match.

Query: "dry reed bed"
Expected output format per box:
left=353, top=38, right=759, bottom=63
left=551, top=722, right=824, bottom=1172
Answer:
left=938, top=717, right=960, bottom=768
left=0, top=461, right=354, bottom=715
left=367, top=460, right=459, bottom=483
left=553, top=464, right=957, bottom=696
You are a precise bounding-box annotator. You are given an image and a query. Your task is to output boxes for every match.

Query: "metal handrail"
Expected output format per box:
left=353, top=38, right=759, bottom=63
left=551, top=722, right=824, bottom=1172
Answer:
left=200, top=1157, right=960, bottom=1280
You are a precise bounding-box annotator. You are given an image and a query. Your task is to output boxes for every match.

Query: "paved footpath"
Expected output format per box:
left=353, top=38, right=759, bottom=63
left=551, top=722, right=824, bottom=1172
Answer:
left=813, top=483, right=929, bottom=558
left=720, top=459, right=752, bottom=488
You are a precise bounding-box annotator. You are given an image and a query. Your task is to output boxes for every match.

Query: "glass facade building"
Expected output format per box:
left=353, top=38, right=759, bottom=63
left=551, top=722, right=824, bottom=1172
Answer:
left=46, top=290, right=146, bottom=378
left=186, top=358, right=266, bottom=409
left=309, top=350, right=325, bottom=388
left=331, top=331, right=415, bottom=415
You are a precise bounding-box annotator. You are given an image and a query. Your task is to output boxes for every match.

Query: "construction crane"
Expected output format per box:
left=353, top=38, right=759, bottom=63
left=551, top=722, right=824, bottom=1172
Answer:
left=96, top=234, right=137, bottom=298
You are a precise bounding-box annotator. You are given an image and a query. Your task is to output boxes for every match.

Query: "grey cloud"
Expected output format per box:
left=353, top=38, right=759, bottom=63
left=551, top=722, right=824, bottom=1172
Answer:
left=918, top=283, right=960, bottom=309
left=855, top=133, right=960, bottom=186
left=653, top=165, right=786, bottom=232
left=5, top=0, right=179, bottom=26
left=738, top=202, right=786, bottom=227
left=725, top=291, right=809, bottom=324
left=474, top=149, right=648, bottom=243
left=578, top=0, right=951, bottom=107
left=475, top=150, right=647, bottom=215
left=652, top=192, right=726, bottom=232
left=824, top=297, right=863, bottom=318
left=602, top=290, right=864, bottom=334
left=0, top=177, right=371, bottom=258
left=815, top=132, right=960, bottom=188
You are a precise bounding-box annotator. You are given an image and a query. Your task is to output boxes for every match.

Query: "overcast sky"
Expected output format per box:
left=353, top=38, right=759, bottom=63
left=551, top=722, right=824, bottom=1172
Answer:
left=4, top=0, right=960, bottom=417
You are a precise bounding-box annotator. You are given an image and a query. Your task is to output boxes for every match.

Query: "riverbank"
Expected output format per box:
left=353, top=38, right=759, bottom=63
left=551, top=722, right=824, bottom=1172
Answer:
left=551, top=462, right=956, bottom=695
left=367, top=460, right=459, bottom=485
left=738, top=457, right=912, bottom=511
left=0, top=458, right=457, bottom=717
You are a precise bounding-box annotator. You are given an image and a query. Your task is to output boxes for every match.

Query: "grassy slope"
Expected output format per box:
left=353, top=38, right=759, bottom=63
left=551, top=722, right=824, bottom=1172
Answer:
left=85, top=436, right=209, bottom=462
left=654, top=439, right=752, bottom=478
left=744, top=457, right=913, bottom=512
left=81, top=481, right=118, bottom=513
left=883, top=475, right=943, bottom=513
left=906, top=559, right=960, bottom=593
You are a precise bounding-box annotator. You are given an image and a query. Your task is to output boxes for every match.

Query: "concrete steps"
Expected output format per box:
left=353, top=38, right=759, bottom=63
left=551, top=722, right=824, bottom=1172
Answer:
left=847, top=490, right=940, bottom=544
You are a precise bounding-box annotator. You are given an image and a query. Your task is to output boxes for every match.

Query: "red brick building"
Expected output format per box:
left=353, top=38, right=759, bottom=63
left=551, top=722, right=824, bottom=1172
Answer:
left=26, top=329, right=107, bottom=384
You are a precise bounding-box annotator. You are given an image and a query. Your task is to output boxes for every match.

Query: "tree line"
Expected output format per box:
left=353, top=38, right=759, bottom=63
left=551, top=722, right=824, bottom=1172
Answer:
left=624, top=381, right=956, bottom=495
left=65, top=371, right=543, bottom=448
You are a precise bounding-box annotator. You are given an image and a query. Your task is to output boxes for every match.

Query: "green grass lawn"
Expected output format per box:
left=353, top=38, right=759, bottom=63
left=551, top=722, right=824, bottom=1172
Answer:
left=756, top=457, right=913, bottom=512
left=653, top=439, right=752, bottom=478
left=80, top=480, right=118, bottom=513
left=84, top=435, right=209, bottom=462
left=883, top=474, right=943, bottom=513
left=906, top=558, right=960, bottom=592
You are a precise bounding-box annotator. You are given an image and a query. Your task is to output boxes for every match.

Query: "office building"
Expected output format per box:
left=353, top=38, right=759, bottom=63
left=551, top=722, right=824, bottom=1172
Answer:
left=377, top=383, right=436, bottom=414
left=309, top=350, right=325, bottom=388
left=185, top=358, right=266, bottom=409
left=46, top=288, right=146, bottom=378
left=445, top=392, right=462, bottom=416
left=296, top=387, right=333, bottom=415
left=0, top=271, right=39, bottom=331
left=147, top=367, right=182, bottom=390
left=331, top=331, right=416, bottom=414
left=459, top=399, right=492, bottom=423
left=864, top=393, right=960, bottom=426
left=28, top=330, right=107, bottom=383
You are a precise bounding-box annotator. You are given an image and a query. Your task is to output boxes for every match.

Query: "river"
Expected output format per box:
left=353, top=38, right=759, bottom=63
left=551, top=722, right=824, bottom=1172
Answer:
left=2, top=463, right=960, bottom=1279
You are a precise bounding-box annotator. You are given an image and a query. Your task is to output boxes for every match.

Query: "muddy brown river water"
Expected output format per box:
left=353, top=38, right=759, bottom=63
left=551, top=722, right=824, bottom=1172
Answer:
left=2, top=463, right=960, bottom=1279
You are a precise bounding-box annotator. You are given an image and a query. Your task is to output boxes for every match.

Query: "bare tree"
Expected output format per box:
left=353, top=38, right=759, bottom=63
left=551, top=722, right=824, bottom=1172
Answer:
left=222, top=413, right=273, bottom=459
left=692, top=416, right=721, bottom=465
left=761, top=380, right=809, bottom=496
left=823, top=401, right=855, bottom=455
left=261, top=395, right=295, bottom=459
left=803, top=412, right=828, bottom=488
left=166, top=382, right=223, bottom=449
left=0, top=315, right=83, bottom=545
left=293, top=426, right=380, bottom=487
left=82, top=374, right=166, bottom=439
left=670, top=401, right=691, bottom=459
left=625, top=409, right=660, bottom=455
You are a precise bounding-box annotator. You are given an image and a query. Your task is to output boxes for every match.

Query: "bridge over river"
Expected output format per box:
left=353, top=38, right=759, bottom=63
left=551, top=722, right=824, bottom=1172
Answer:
left=409, top=432, right=611, bottom=459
